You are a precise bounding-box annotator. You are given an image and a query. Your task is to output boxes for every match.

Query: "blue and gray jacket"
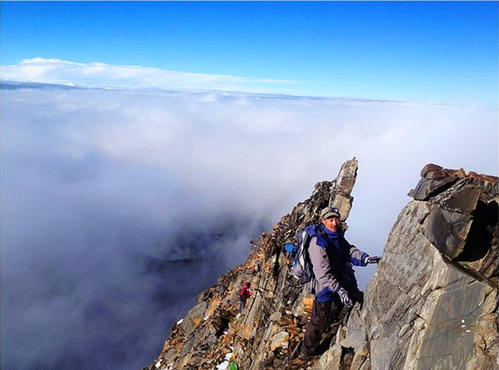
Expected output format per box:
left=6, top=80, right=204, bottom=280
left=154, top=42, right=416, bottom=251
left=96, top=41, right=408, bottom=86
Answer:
left=306, top=224, right=369, bottom=303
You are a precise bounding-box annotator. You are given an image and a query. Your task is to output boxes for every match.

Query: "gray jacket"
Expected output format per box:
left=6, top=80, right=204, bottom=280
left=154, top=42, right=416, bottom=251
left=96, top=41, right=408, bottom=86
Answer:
left=308, top=233, right=367, bottom=301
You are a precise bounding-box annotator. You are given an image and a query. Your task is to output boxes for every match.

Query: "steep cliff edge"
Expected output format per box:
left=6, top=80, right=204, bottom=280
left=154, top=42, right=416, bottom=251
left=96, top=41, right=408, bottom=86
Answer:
left=320, top=164, right=498, bottom=370
left=146, top=161, right=498, bottom=370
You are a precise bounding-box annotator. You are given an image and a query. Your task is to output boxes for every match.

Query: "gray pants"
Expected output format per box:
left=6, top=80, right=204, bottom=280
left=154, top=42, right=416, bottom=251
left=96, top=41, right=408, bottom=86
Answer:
left=239, top=298, right=247, bottom=314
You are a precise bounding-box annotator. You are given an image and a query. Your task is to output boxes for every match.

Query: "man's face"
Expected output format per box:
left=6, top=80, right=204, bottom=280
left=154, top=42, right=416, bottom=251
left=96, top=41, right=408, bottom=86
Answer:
left=322, top=216, right=340, bottom=232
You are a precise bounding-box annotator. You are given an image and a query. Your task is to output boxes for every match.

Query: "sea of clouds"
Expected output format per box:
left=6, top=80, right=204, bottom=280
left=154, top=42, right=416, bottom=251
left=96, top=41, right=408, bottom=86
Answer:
left=1, top=61, right=497, bottom=369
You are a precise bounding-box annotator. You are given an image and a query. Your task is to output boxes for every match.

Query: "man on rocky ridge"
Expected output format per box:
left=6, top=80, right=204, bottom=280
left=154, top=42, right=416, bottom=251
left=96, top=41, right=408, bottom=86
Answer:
left=238, top=281, right=253, bottom=315
left=297, top=206, right=380, bottom=361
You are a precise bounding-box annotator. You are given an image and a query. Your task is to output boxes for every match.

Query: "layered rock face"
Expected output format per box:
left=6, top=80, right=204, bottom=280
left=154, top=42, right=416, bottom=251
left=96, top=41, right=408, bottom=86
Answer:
left=320, top=164, right=498, bottom=370
left=146, top=161, right=498, bottom=370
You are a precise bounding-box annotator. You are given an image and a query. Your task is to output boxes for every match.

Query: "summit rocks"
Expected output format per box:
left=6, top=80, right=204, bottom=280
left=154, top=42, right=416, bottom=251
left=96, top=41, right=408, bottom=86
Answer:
left=319, top=165, right=498, bottom=370
left=145, top=161, right=498, bottom=370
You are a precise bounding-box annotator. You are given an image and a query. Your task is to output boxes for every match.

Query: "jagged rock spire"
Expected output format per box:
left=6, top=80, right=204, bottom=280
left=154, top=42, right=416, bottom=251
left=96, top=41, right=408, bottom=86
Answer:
left=330, top=158, right=358, bottom=221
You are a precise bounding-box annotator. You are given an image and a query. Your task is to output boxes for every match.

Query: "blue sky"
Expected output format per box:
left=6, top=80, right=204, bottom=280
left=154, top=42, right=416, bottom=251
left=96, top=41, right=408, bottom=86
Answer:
left=1, top=1, right=497, bottom=103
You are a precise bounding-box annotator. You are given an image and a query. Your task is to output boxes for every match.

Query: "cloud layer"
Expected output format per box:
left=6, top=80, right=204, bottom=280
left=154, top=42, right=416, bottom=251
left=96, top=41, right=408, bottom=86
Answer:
left=1, top=83, right=497, bottom=369
left=1, top=58, right=298, bottom=93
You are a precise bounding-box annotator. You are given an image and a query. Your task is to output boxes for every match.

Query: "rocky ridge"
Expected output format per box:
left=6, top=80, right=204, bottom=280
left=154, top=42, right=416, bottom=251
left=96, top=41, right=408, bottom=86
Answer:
left=146, top=160, right=498, bottom=370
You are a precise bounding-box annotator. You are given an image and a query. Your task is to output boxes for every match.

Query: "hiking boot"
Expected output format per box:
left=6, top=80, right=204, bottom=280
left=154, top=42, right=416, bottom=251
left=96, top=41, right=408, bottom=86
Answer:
left=288, top=351, right=316, bottom=367
left=288, top=352, right=321, bottom=370
left=288, top=356, right=310, bottom=368
left=298, top=352, right=313, bottom=361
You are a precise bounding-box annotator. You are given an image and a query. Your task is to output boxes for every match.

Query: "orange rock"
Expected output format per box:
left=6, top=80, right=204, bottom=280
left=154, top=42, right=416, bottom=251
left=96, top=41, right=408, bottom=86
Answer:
left=191, top=317, right=201, bottom=326
left=206, top=296, right=222, bottom=316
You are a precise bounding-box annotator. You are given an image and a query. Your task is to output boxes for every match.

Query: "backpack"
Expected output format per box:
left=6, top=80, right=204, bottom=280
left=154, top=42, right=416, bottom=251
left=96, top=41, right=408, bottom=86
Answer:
left=286, top=229, right=314, bottom=285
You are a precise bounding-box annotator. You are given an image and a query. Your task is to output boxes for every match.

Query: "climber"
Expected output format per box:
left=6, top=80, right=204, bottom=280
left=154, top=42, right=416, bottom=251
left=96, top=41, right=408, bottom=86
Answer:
left=296, top=206, right=381, bottom=362
left=238, top=282, right=253, bottom=314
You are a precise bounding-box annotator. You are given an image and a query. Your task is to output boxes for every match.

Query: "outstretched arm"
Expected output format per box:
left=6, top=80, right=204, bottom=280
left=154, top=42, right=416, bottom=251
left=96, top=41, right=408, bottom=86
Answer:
left=345, top=239, right=369, bottom=266
left=345, top=239, right=381, bottom=266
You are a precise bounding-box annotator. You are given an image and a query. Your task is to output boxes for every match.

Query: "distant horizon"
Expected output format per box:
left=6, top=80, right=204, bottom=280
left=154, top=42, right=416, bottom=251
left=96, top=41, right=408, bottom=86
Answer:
left=1, top=2, right=497, bottom=104
left=3, top=72, right=483, bottom=106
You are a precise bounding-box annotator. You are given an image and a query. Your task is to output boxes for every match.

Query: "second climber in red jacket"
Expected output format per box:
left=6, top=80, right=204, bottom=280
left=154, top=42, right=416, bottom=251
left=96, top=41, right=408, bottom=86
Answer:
left=239, top=282, right=253, bottom=314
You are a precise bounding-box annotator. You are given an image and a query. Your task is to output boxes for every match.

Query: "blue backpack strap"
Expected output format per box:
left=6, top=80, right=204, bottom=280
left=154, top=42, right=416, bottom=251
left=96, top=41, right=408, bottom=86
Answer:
left=305, top=224, right=329, bottom=248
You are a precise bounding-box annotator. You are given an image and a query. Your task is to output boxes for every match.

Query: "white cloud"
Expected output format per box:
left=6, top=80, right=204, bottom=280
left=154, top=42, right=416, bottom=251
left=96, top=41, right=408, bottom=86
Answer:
left=0, top=58, right=298, bottom=93
left=4, top=85, right=498, bottom=243
left=3, top=85, right=496, bottom=237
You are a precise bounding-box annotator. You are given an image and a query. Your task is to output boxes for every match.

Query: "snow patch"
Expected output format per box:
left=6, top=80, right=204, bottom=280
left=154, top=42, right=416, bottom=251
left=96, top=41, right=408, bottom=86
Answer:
left=215, top=347, right=234, bottom=370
